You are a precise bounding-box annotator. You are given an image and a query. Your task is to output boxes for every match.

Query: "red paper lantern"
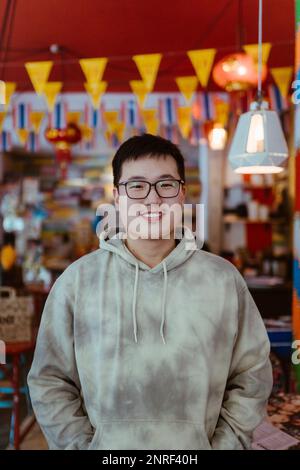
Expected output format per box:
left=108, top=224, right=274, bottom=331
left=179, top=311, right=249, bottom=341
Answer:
left=212, top=53, right=267, bottom=92
left=45, top=123, right=82, bottom=178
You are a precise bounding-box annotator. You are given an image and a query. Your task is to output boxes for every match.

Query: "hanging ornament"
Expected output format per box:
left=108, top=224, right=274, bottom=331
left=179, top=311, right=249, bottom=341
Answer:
left=212, top=53, right=267, bottom=92
left=228, top=0, right=288, bottom=174
left=45, top=123, right=82, bottom=179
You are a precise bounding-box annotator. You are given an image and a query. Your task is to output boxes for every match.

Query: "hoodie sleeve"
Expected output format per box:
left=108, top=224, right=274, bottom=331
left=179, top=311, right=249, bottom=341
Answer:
left=211, top=277, right=273, bottom=450
left=27, top=272, right=94, bottom=450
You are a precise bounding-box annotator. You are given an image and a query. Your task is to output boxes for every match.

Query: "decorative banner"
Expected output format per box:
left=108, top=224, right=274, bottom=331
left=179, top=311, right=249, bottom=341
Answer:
left=132, top=53, right=162, bottom=91
left=3, top=82, right=16, bottom=109
left=141, top=109, right=159, bottom=135
left=127, top=99, right=142, bottom=128
left=17, top=102, right=29, bottom=129
left=79, top=58, right=108, bottom=83
left=27, top=131, right=38, bottom=152
left=43, top=82, right=62, bottom=111
left=160, top=97, right=179, bottom=126
left=175, top=76, right=198, bottom=103
left=0, top=131, right=12, bottom=152
left=129, top=80, right=150, bottom=108
left=192, top=94, right=203, bottom=121
left=177, top=106, right=192, bottom=139
left=0, top=112, right=6, bottom=131
left=243, top=43, right=272, bottom=65
left=268, top=84, right=288, bottom=112
left=103, top=110, right=119, bottom=132
left=187, top=49, right=216, bottom=88
left=270, top=67, right=293, bottom=99
left=29, top=111, right=45, bottom=134
left=0, top=81, right=5, bottom=105
left=25, top=61, right=53, bottom=95
left=84, top=81, right=107, bottom=109
left=17, top=128, right=29, bottom=146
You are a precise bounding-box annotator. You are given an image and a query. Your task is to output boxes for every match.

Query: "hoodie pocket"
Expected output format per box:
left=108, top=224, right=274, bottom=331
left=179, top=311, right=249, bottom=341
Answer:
left=88, top=420, right=211, bottom=450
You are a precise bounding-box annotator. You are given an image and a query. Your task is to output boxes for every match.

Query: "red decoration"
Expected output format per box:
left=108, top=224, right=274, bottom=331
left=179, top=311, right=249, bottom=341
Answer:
left=45, top=123, right=82, bottom=179
left=212, top=53, right=267, bottom=92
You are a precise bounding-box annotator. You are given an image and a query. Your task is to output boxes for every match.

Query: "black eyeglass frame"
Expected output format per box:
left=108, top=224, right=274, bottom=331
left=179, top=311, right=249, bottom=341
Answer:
left=116, top=179, right=185, bottom=199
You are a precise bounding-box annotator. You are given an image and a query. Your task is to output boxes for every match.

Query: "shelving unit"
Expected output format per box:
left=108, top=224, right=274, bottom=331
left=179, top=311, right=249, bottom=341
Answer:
left=220, top=164, right=292, bottom=283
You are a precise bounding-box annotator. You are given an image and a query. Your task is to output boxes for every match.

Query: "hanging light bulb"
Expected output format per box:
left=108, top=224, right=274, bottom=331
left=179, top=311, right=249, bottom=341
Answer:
left=228, top=0, right=288, bottom=174
left=208, top=124, right=228, bottom=150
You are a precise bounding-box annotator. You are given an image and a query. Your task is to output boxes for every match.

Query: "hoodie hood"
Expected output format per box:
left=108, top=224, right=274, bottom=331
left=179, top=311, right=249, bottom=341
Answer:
left=99, top=226, right=199, bottom=344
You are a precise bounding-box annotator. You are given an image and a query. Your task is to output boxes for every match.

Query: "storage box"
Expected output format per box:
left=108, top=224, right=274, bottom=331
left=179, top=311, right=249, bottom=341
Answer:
left=0, top=287, right=34, bottom=343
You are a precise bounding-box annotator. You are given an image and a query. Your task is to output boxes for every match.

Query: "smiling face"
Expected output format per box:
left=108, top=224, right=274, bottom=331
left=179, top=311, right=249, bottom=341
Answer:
left=113, top=155, right=186, bottom=240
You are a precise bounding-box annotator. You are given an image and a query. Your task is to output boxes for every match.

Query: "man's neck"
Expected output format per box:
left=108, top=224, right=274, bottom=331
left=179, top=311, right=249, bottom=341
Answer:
left=124, top=236, right=177, bottom=269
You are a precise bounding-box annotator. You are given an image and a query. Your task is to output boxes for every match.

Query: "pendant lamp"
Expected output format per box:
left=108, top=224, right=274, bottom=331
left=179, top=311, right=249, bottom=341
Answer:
left=228, top=0, right=288, bottom=174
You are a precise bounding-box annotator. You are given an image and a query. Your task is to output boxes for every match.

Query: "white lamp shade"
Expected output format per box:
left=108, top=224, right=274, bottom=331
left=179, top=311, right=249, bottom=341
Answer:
left=228, top=103, right=288, bottom=174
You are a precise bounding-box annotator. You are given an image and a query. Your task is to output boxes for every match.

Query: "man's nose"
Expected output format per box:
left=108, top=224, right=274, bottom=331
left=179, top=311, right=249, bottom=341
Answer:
left=144, top=185, right=162, bottom=204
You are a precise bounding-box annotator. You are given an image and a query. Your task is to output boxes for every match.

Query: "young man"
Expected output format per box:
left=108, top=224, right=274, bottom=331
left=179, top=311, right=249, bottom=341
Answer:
left=28, top=133, right=273, bottom=450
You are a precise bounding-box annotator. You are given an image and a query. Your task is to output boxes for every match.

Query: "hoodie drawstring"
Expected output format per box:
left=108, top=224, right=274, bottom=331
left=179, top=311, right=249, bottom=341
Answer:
left=132, top=263, right=139, bottom=343
left=132, top=261, right=168, bottom=345
left=160, top=261, right=168, bottom=345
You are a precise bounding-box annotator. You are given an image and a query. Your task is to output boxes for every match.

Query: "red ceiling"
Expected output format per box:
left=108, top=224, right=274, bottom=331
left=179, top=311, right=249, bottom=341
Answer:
left=0, top=0, right=295, bottom=92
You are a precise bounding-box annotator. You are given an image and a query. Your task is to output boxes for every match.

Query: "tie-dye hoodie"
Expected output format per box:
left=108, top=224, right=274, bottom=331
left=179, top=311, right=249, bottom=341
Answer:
left=27, top=227, right=272, bottom=450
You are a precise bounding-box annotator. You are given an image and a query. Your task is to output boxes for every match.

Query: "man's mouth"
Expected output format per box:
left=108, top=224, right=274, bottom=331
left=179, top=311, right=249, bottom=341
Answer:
left=140, top=211, right=164, bottom=221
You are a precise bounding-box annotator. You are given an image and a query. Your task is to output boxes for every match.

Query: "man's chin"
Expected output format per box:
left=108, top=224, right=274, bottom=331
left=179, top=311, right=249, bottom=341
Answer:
left=127, top=226, right=175, bottom=241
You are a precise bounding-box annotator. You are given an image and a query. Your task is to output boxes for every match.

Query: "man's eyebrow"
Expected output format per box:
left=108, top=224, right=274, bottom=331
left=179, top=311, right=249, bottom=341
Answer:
left=126, top=174, right=177, bottom=181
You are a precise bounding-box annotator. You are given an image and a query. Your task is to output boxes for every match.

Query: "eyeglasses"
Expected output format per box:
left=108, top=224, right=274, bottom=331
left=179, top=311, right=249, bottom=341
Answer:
left=117, top=179, right=185, bottom=199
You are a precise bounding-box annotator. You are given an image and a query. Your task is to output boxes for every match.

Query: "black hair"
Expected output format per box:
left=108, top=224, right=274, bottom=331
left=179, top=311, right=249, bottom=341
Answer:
left=112, top=133, right=185, bottom=186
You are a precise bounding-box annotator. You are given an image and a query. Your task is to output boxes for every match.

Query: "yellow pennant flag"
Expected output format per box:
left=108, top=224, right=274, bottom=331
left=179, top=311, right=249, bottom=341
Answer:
left=141, top=109, right=159, bottom=135
left=66, top=111, right=82, bottom=125
left=25, top=61, right=53, bottom=95
left=80, top=124, right=93, bottom=142
left=214, top=100, right=230, bottom=127
left=79, top=58, right=108, bottom=83
left=177, top=106, right=192, bottom=139
left=243, top=43, right=272, bottom=65
left=104, top=129, right=112, bottom=146
left=187, top=49, right=216, bottom=88
left=175, top=76, right=198, bottom=103
left=3, top=82, right=16, bottom=110
left=132, top=53, right=162, bottom=92
left=0, top=81, right=5, bottom=105
left=30, top=111, right=45, bottom=134
left=17, top=128, right=29, bottom=146
left=103, top=110, right=119, bottom=132
left=114, top=121, right=126, bottom=142
left=270, top=67, right=293, bottom=99
left=129, top=80, right=150, bottom=108
left=0, top=112, right=6, bottom=131
left=43, top=82, right=63, bottom=112
left=84, top=81, right=107, bottom=109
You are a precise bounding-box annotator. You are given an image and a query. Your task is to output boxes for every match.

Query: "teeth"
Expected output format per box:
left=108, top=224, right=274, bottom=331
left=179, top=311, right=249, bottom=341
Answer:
left=142, top=212, right=161, bottom=218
